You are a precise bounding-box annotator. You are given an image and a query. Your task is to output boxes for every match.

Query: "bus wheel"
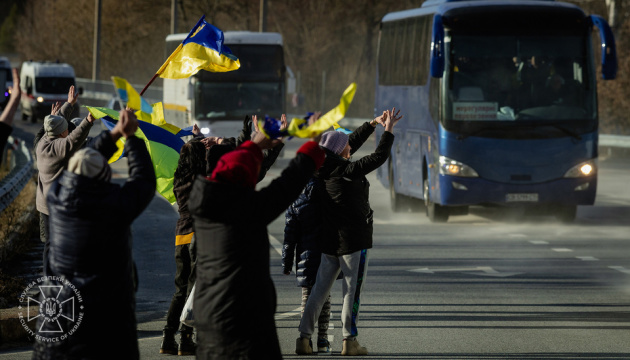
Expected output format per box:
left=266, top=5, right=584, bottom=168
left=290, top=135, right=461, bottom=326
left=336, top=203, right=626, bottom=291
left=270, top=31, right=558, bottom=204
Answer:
left=555, top=205, right=576, bottom=223
left=424, top=178, right=449, bottom=223
left=389, top=164, right=406, bottom=212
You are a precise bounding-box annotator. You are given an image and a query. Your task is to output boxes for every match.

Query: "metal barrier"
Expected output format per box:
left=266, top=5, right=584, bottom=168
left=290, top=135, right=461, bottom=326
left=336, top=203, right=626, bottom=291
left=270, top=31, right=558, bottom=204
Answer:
left=0, top=136, right=35, bottom=213
left=76, top=78, right=162, bottom=107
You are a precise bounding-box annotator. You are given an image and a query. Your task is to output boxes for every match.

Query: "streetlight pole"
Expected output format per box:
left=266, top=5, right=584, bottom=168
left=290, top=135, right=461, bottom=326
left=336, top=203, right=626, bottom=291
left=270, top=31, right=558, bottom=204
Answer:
left=92, top=0, right=101, bottom=81
left=259, top=0, right=267, bottom=32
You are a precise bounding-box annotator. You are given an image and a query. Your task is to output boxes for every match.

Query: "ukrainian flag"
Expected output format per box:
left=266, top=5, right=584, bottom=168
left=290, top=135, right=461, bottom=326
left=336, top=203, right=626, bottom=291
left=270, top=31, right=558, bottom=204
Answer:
left=112, top=76, right=154, bottom=114
left=86, top=106, right=193, bottom=205
left=158, top=15, right=240, bottom=79
left=261, top=83, right=357, bottom=139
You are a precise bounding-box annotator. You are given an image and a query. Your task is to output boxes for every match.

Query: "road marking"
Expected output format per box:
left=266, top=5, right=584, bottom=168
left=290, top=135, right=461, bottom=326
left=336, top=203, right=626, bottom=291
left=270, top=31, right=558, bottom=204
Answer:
left=268, top=234, right=314, bottom=324
left=409, top=266, right=523, bottom=277
left=576, top=256, right=599, bottom=261
left=509, top=234, right=528, bottom=238
left=609, top=266, right=630, bottom=275
left=552, top=248, right=573, bottom=252
left=269, top=234, right=283, bottom=256
left=529, top=240, right=549, bottom=245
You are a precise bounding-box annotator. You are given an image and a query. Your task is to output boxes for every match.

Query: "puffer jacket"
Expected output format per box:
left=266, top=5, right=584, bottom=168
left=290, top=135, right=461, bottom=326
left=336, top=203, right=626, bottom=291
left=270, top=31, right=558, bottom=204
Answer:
left=189, top=141, right=324, bottom=360
left=282, top=176, right=326, bottom=287
left=318, top=122, right=395, bottom=256
left=32, top=131, right=155, bottom=360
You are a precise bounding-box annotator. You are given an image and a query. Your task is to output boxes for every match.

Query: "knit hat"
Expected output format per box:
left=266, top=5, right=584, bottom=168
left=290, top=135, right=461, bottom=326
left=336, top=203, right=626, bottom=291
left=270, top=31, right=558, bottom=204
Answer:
left=71, top=117, right=83, bottom=127
left=319, top=131, right=349, bottom=155
left=67, top=148, right=112, bottom=182
left=209, top=141, right=263, bottom=188
left=44, top=115, right=68, bottom=138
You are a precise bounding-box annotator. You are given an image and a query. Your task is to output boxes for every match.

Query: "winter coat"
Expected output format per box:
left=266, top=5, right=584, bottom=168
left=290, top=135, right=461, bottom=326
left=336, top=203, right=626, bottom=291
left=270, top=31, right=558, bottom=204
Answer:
left=32, top=131, right=155, bottom=360
left=189, top=141, right=324, bottom=360
left=282, top=177, right=326, bottom=287
left=35, top=102, right=93, bottom=215
left=318, top=122, right=395, bottom=256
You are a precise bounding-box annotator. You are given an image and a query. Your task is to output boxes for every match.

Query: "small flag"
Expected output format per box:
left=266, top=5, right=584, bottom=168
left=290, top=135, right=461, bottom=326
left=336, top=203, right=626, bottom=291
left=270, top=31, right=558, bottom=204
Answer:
left=261, top=83, right=357, bottom=139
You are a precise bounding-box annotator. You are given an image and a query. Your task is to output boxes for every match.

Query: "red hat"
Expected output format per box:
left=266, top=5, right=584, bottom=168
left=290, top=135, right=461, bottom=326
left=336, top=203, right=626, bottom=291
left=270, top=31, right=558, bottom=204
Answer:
left=209, top=141, right=263, bottom=188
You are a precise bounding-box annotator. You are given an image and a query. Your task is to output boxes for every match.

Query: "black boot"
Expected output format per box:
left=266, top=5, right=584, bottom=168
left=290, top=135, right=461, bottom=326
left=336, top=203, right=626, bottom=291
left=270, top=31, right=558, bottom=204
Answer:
left=179, top=327, right=196, bottom=356
left=160, top=329, right=178, bottom=355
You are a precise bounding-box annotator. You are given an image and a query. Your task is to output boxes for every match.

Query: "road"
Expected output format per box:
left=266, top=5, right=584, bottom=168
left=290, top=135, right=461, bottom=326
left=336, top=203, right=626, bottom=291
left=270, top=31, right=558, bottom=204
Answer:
left=1, top=118, right=629, bottom=358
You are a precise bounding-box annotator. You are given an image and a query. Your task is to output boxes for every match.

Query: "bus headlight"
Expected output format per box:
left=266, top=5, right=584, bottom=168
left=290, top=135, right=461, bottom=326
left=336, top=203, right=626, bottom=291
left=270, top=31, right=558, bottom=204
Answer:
left=37, top=96, right=44, bottom=103
left=200, top=127, right=210, bottom=135
left=439, top=156, right=479, bottom=177
left=564, top=160, right=597, bottom=178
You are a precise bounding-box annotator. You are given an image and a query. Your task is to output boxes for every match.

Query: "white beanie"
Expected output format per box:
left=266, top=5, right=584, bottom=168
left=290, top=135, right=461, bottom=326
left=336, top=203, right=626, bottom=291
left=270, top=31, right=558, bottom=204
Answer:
left=67, top=148, right=112, bottom=182
left=44, top=115, right=68, bottom=137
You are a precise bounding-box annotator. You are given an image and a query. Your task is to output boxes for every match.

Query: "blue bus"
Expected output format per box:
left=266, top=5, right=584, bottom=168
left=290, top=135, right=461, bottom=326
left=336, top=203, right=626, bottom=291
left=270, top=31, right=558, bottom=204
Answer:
left=374, top=0, right=617, bottom=222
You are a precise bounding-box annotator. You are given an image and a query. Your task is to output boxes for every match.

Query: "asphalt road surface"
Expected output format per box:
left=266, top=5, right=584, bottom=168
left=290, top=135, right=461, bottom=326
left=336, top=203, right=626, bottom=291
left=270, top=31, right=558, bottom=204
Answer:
left=2, top=119, right=629, bottom=359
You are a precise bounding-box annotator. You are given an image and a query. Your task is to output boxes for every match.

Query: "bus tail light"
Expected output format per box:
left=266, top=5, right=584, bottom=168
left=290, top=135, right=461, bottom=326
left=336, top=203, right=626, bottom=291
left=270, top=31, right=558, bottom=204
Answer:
left=439, top=156, right=479, bottom=177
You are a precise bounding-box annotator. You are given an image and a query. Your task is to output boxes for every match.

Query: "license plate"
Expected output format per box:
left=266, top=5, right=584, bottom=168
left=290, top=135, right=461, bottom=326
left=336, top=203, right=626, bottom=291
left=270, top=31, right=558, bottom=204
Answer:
left=506, top=193, right=539, bottom=202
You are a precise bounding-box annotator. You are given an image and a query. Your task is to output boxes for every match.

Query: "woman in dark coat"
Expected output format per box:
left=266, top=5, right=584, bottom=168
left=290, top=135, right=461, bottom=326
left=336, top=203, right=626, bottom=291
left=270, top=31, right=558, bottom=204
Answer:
left=189, top=130, right=325, bottom=360
left=32, top=110, right=155, bottom=360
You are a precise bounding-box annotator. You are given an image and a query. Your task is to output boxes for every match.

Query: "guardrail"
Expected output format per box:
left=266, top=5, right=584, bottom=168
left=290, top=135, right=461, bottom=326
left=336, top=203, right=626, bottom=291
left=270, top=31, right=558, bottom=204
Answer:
left=76, top=78, right=162, bottom=107
left=0, top=136, right=35, bottom=213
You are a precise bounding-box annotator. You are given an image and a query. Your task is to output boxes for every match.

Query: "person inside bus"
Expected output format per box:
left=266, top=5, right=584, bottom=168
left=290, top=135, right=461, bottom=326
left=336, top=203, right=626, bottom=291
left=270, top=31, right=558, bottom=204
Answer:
left=541, top=73, right=575, bottom=106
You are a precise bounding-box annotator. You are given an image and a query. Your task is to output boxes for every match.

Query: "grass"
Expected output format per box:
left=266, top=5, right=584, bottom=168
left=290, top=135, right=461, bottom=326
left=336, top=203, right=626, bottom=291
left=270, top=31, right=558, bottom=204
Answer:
left=0, top=176, right=38, bottom=308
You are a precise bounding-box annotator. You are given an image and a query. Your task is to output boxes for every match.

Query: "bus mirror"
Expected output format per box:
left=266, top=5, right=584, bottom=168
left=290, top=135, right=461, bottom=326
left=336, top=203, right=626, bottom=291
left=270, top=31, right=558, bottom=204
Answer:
left=590, top=15, right=617, bottom=80
left=77, top=86, right=84, bottom=95
left=430, top=14, right=445, bottom=78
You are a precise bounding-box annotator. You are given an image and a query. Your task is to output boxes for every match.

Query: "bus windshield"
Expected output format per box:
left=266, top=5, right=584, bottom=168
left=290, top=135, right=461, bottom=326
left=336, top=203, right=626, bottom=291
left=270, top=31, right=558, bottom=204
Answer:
left=194, top=81, right=283, bottom=120
left=35, top=77, right=74, bottom=94
left=444, top=35, right=596, bottom=137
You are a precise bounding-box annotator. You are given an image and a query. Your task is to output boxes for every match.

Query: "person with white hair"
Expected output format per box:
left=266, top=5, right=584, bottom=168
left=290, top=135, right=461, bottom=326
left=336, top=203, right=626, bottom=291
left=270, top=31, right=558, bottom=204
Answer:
left=32, top=109, right=156, bottom=360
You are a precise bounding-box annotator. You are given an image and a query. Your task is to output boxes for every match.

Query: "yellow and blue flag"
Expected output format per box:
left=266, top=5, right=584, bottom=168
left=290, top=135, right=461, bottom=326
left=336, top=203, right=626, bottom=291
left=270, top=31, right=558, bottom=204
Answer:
left=112, top=77, right=154, bottom=114
left=157, top=15, right=240, bottom=79
left=261, top=83, right=357, bottom=139
left=86, top=105, right=194, bottom=205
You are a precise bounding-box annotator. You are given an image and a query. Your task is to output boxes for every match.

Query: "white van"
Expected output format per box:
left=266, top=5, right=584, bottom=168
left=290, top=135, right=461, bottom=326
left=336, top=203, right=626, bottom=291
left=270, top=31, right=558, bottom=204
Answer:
left=0, top=57, right=11, bottom=110
left=20, top=61, right=80, bottom=122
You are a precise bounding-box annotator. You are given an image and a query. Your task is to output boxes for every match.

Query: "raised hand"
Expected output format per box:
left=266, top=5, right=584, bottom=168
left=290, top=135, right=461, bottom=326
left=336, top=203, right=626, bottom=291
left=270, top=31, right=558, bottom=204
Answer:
left=308, top=111, right=322, bottom=143
left=384, top=107, right=402, bottom=133
left=67, top=85, right=79, bottom=105
left=51, top=102, right=62, bottom=116
left=120, top=109, right=138, bottom=138
left=280, top=114, right=288, bottom=132
left=192, top=124, right=201, bottom=136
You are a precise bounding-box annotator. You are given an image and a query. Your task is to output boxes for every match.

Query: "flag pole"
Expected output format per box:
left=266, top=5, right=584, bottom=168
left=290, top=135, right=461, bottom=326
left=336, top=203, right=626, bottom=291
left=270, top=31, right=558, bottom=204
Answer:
left=140, top=15, right=206, bottom=96
left=140, top=73, right=159, bottom=96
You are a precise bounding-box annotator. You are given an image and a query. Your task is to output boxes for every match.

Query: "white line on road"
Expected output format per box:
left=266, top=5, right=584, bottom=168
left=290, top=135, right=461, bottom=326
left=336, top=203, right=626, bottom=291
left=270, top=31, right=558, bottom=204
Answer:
left=576, top=256, right=599, bottom=261
left=609, top=266, right=630, bottom=275
left=552, top=248, right=573, bottom=252
left=269, top=234, right=308, bottom=320
left=409, top=266, right=523, bottom=277
left=529, top=240, right=549, bottom=245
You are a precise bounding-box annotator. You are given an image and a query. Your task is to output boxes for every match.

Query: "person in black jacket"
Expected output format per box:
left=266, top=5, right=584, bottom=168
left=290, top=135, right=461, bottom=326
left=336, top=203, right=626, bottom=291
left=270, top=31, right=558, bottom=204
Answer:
left=32, top=109, right=156, bottom=360
left=161, top=116, right=285, bottom=356
left=282, top=142, right=333, bottom=353
left=189, top=127, right=325, bottom=360
left=296, top=108, right=402, bottom=356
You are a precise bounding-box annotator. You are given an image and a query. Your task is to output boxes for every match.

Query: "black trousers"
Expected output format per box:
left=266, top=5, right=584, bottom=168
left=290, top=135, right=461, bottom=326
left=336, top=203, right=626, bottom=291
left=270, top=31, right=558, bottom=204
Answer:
left=40, top=212, right=50, bottom=272
left=164, top=240, right=197, bottom=333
